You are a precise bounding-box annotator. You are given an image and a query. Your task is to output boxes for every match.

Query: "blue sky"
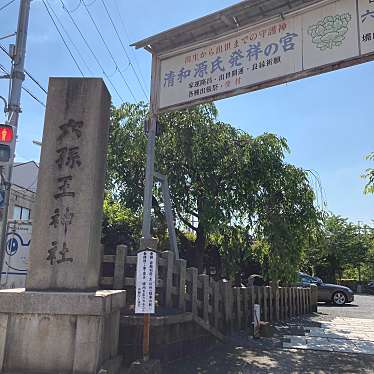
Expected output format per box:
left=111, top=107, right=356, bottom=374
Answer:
left=0, top=0, right=373, bottom=224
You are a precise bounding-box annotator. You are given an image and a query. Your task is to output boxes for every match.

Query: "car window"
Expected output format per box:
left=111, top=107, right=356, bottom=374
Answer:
left=301, top=275, right=314, bottom=284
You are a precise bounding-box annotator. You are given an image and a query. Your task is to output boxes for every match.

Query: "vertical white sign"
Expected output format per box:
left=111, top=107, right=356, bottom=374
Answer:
left=358, top=0, right=374, bottom=54
left=135, top=250, right=157, bottom=314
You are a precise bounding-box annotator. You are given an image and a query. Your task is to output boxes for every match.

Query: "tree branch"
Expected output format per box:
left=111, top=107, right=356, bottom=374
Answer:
left=176, top=210, right=197, bottom=232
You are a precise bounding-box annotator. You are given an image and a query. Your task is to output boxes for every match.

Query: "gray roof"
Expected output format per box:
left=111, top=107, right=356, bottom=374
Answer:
left=132, top=0, right=324, bottom=54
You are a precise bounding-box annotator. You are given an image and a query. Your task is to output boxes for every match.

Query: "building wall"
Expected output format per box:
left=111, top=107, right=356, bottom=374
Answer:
left=8, top=184, right=36, bottom=221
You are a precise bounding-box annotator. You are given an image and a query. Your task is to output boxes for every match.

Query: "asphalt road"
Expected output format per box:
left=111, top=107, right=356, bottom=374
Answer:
left=164, top=294, right=374, bottom=374
left=317, top=294, right=374, bottom=320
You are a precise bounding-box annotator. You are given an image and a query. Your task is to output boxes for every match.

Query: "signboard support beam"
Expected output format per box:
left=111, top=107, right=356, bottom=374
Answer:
left=143, top=313, right=150, bottom=361
left=141, top=117, right=157, bottom=241
left=154, top=172, right=179, bottom=260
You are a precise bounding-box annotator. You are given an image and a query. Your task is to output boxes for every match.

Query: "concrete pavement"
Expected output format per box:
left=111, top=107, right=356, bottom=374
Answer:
left=164, top=295, right=374, bottom=373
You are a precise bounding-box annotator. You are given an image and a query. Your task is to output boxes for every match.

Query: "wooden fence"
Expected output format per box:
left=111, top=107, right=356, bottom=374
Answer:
left=100, top=245, right=318, bottom=335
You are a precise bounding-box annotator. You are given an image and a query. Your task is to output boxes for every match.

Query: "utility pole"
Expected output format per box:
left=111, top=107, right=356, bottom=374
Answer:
left=0, top=0, right=31, bottom=275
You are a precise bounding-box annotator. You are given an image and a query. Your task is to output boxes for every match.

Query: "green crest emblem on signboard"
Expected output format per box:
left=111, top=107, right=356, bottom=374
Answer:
left=308, top=13, right=352, bottom=51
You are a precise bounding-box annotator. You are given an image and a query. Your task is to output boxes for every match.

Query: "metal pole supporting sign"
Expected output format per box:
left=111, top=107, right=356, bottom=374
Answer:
left=137, top=51, right=160, bottom=362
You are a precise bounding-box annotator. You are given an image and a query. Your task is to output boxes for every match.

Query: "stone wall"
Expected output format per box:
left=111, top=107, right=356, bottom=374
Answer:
left=119, top=313, right=218, bottom=365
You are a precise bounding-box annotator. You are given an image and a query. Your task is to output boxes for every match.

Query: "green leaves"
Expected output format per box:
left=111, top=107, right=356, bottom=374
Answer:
left=302, top=214, right=373, bottom=282
left=106, top=101, right=319, bottom=278
left=363, top=152, right=374, bottom=194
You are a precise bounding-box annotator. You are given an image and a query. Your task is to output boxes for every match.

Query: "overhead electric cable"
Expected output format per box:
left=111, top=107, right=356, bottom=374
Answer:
left=0, top=64, right=46, bottom=107
left=22, top=85, right=46, bottom=107
left=45, top=0, right=95, bottom=76
left=113, top=0, right=148, bottom=93
left=81, top=0, right=137, bottom=101
left=25, top=71, right=47, bottom=94
left=0, top=43, right=48, bottom=94
left=42, top=0, right=85, bottom=77
left=58, top=0, right=124, bottom=102
left=100, top=0, right=148, bottom=101
left=0, top=0, right=16, bottom=12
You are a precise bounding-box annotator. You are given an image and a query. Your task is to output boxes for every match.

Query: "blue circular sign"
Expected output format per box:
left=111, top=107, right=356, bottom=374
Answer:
left=6, top=237, right=19, bottom=256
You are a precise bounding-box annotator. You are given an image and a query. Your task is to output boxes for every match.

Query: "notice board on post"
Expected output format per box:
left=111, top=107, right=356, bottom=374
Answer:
left=135, top=250, right=157, bottom=314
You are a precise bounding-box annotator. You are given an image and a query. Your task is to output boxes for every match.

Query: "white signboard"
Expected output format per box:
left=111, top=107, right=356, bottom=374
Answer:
left=158, top=0, right=374, bottom=111
left=135, top=250, right=157, bottom=314
left=359, top=0, right=374, bottom=54
left=0, top=221, right=32, bottom=289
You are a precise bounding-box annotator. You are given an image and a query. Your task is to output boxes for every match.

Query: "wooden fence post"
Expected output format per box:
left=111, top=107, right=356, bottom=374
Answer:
left=310, top=284, right=318, bottom=312
left=275, top=286, right=280, bottom=321
left=263, top=286, right=268, bottom=322
left=177, top=258, right=187, bottom=311
left=257, top=287, right=262, bottom=320
left=250, top=286, right=255, bottom=325
left=162, top=251, right=174, bottom=308
left=279, top=287, right=284, bottom=321
left=187, top=267, right=198, bottom=316
left=199, top=274, right=210, bottom=323
left=306, top=287, right=311, bottom=313
left=267, top=286, right=273, bottom=322
left=291, top=287, right=295, bottom=316
left=302, top=288, right=305, bottom=315
left=222, top=280, right=232, bottom=334
left=234, top=288, right=240, bottom=330
left=243, top=287, right=249, bottom=329
left=213, top=280, right=220, bottom=330
left=113, top=244, right=127, bottom=289
left=284, top=287, right=289, bottom=320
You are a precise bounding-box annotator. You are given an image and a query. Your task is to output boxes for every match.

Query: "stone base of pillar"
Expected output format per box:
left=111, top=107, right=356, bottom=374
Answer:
left=0, top=289, right=126, bottom=374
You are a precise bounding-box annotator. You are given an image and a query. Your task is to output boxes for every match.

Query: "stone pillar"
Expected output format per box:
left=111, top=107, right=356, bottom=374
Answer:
left=0, top=78, right=126, bottom=374
left=26, top=78, right=109, bottom=291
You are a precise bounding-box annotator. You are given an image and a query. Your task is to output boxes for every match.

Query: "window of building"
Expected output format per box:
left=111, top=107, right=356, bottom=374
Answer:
left=13, top=205, right=31, bottom=220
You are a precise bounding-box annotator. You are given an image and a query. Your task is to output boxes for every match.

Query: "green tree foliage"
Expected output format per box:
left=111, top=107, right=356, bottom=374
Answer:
left=363, top=152, right=374, bottom=194
left=102, top=194, right=141, bottom=251
left=210, top=227, right=268, bottom=284
left=303, top=214, right=372, bottom=282
left=107, top=102, right=319, bottom=280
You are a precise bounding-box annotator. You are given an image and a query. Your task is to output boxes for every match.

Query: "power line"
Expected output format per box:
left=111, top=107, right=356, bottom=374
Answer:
left=45, top=0, right=95, bottom=76
left=42, top=0, right=85, bottom=77
left=81, top=0, right=137, bottom=101
left=0, top=63, right=46, bottom=107
left=113, top=0, right=148, bottom=94
left=25, top=71, right=47, bottom=94
left=100, top=0, right=148, bottom=101
left=58, top=0, right=124, bottom=102
left=0, top=0, right=16, bottom=12
left=0, top=43, right=48, bottom=94
left=22, top=85, right=46, bottom=107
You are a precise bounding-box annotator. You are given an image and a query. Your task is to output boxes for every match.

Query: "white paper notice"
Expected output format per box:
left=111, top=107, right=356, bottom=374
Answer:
left=135, top=250, right=157, bottom=314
